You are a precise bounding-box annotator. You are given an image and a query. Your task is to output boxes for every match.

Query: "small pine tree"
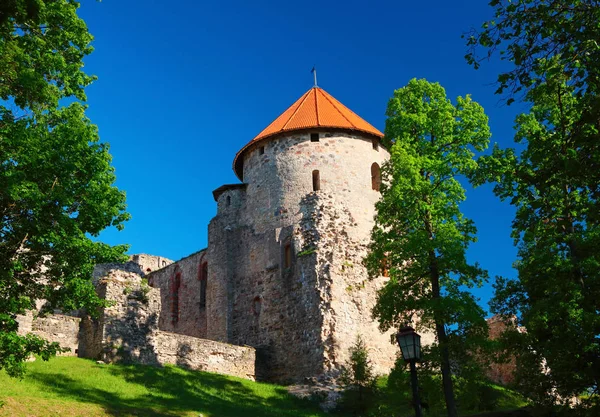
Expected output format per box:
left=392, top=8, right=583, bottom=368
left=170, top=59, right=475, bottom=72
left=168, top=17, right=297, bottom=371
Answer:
left=339, top=335, right=377, bottom=414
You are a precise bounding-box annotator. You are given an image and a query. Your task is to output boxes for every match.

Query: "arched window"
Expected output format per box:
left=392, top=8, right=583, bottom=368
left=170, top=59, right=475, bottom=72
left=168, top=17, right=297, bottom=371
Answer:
left=199, top=262, right=208, bottom=309
left=312, top=170, right=320, bottom=191
left=371, top=163, right=381, bottom=192
left=171, top=272, right=181, bottom=324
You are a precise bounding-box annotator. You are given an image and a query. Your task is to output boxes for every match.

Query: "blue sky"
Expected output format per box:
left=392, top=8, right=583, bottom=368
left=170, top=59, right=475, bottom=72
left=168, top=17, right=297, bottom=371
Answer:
left=79, top=0, right=527, bottom=315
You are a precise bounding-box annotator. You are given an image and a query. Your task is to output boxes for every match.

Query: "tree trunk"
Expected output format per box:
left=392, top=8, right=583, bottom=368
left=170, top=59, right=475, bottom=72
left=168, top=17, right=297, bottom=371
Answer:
left=431, top=260, right=458, bottom=417
left=425, top=214, right=458, bottom=417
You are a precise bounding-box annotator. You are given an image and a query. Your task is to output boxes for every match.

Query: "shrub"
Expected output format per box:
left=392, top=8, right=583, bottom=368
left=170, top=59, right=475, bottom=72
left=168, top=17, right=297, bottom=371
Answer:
left=338, top=335, right=378, bottom=415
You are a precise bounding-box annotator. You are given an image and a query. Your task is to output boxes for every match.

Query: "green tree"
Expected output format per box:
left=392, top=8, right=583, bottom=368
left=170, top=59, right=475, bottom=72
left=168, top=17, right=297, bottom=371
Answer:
left=339, top=335, right=377, bottom=414
left=466, top=1, right=600, bottom=410
left=0, top=0, right=130, bottom=377
left=366, top=79, right=491, bottom=417
left=471, top=68, right=600, bottom=410
left=464, top=0, right=600, bottom=101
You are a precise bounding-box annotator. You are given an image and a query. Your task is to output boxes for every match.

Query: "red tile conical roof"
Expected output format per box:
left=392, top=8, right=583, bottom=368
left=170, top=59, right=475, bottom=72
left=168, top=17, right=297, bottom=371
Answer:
left=233, top=87, right=383, bottom=180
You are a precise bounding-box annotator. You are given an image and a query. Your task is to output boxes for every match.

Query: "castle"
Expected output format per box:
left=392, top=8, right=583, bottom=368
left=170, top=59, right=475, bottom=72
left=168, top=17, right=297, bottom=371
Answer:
left=18, top=86, right=404, bottom=383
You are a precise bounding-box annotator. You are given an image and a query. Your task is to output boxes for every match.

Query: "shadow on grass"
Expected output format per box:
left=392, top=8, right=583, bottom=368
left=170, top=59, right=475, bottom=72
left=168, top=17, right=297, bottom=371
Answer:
left=27, top=360, right=324, bottom=417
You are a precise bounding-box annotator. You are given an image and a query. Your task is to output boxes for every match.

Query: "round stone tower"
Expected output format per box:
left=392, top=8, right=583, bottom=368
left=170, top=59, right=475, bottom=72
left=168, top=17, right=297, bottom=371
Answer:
left=231, top=87, right=389, bottom=238
left=207, top=87, right=396, bottom=382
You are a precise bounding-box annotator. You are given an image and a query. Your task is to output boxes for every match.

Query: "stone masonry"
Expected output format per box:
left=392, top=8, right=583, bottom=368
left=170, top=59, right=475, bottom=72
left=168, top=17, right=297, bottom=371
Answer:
left=80, top=258, right=256, bottom=380
left=16, top=311, right=81, bottom=356
left=17, top=87, right=427, bottom=384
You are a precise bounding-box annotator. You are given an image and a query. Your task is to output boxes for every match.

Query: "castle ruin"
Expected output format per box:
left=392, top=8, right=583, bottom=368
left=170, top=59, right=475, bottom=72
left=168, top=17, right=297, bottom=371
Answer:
left=19, top=87, right=403, bottom=383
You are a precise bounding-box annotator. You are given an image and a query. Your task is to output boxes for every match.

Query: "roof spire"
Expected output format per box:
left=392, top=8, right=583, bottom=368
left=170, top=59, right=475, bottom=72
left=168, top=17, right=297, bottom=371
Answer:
left=311, top=66, right=318, bottom=88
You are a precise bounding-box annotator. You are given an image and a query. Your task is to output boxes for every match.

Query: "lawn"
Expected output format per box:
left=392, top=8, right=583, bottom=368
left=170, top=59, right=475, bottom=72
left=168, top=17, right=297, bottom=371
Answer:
left=0, top=357, right=327, bottom=417
left=0, top=357, right=529, bottom=417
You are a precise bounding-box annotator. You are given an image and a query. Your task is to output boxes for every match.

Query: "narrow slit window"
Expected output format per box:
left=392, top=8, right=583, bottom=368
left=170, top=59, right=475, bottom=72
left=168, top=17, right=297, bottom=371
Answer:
left=312, top=170, right=320, bottom=191
left=371, top=163, right=381, bottom=192
left=284, top=243, right=292, bottom=268
left=226, top=195, right=231, bottom=206
left=310, top=133, right=319, bottom=142
left=199, top=262, right=207, bottom=309
left=259, top=146, right=265, bottom=155
left=372, top=138, right=379, bottom=151
left=172, top=272, right=181, bottom=323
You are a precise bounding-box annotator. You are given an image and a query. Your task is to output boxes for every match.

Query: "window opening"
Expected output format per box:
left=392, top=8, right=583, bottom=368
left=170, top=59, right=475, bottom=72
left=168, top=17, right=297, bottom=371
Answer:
left=372, top=138, right=379, bottom=151
left=371, top=163, right=381, bottom=192
left=284, top=243, right=292, bottom=268
left=312, top=170, right=320, bottom=191
left=310, top=133, right=319, bottom=142
left=259, top=146, right=265, bottom=155
left=171, top=272, right=181, bottom=323
left=226, top=195, right=231, bottom=206
left=199, top=262, right=207, bottom=309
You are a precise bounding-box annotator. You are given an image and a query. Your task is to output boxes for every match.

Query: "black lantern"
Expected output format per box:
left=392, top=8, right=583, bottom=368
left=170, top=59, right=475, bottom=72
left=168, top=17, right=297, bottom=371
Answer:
left=396, top=326, right=422, bottom=417
left=396, top=326, right=421, bottom=361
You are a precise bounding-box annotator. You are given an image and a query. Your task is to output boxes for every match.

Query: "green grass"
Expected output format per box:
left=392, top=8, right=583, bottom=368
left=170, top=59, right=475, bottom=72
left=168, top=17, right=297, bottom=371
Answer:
left=0, top=357, right=529, bottom=417
left=0, top=357, right=327, bottom=417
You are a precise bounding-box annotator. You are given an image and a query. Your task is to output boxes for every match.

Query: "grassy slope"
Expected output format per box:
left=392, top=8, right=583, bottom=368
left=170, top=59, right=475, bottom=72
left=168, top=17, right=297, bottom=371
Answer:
left=0, top=357, right=528, bottom=417
left=0, top=357, right=327, bottom=417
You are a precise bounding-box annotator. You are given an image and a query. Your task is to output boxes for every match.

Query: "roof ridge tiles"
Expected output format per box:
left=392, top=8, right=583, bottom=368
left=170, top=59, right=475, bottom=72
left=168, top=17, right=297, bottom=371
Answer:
left=282, top=89, right=312, bottom=131
left=318, top=88, right=353, bottom=127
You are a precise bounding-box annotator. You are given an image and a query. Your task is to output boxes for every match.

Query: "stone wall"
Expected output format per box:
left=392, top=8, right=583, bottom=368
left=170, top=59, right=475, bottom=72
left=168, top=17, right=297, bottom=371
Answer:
left=146, top=250, right=207, bottom=338
left=486, top=315, right=519, bottom=386
left=130, top=253, right=174, bottom=274
left=294, top=192, right=402, bottom=376
left=206, top=131, right=402, bottom=382
left=151, top=331, right=255, bottom=380
left=83, top=262, right=256, bottom=381
left=92, top=264, right=162, bottom=364
left=16, top=312, right=81, bottom=356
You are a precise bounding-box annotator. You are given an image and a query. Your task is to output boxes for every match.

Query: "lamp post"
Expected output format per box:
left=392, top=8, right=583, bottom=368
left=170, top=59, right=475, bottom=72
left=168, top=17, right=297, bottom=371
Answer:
left=396, top=326, right=422, bottom=417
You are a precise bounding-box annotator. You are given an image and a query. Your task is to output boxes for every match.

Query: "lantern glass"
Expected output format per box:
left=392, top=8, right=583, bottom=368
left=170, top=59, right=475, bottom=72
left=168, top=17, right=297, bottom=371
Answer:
left=396, top=326, right=421, bottom=361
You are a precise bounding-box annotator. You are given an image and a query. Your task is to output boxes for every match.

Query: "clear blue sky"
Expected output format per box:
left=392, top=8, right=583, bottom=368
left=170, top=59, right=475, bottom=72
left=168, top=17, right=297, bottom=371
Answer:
left=80, top=0, right=527, bottom=315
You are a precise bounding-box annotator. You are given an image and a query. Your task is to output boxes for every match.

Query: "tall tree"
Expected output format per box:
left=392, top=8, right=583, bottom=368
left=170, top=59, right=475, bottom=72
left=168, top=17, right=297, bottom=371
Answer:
left=366, top=79, right=491, bottom=417
left=0, top=0, right=130, bottom=377
left=472, top=66, right=600, bottom=410
left=466, top=1, right=600, bottom=409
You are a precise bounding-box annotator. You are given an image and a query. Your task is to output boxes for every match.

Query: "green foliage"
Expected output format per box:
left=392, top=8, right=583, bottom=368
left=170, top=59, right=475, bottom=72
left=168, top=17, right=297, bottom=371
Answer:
left=464, top=0, right=600, bottom=99
left=366, top=78, right=491, bottom=416
left=467, top=1, right=600, bottom=413
left=0, top=1, right=129, bottom=377
left=386, top=356, right=525, bottom=416
left=340, top=336, right=377, bottom=390
left=0, top=0, right=95, bottom=110
left=297, top=247, right=317, bottom=257
left=338, top=335, right=378, bottom=415
left=472, top=69, right=600, bottom=412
